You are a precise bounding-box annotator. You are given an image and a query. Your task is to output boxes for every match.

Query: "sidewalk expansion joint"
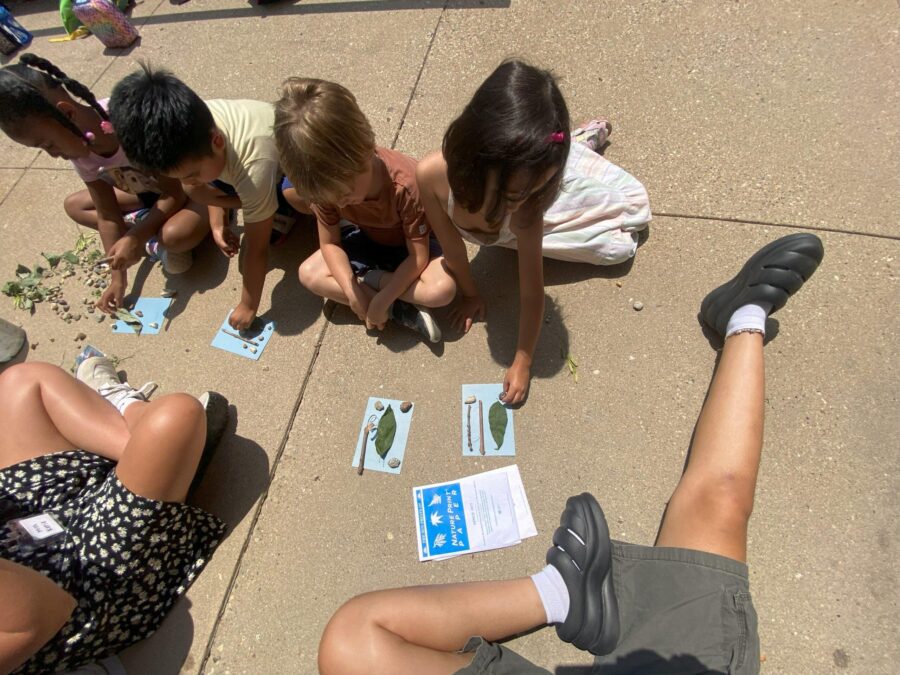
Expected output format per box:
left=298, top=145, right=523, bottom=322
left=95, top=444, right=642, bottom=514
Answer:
left=198, top=314, right=332, bottom=674
left=655, top=211, right=900, bottom=242
left=390, top=1, right=448, bottom=149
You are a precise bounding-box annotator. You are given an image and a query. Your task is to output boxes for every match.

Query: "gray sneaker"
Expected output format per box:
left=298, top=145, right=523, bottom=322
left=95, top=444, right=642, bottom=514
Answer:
left=390, top=300, right=442, bottom=343
left=75, top=349, right=157, bottom=413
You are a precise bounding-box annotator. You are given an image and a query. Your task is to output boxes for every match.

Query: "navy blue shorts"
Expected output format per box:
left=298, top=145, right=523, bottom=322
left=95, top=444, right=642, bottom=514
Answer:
left=340, top=227, right=443, bottom=277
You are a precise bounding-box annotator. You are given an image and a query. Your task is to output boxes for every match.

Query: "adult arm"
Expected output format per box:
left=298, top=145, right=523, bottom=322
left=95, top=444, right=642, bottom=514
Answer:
left=229, top=216, right=274, bottom=330
left=504, top=209, right=545, bottom=405
left=0, top=559, right=76, bottom=673
left=416, top=154, right=485, bottom=332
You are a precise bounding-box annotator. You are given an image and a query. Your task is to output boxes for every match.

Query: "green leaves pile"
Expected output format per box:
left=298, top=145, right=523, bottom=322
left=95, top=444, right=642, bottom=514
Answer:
left=375, top=405, right=397, bottom=459
left=2, top=235, right=98, bottom=312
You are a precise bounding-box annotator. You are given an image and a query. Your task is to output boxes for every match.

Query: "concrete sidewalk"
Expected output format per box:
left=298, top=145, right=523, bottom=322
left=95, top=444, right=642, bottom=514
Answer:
left=1, top=1, right=897, bottom=674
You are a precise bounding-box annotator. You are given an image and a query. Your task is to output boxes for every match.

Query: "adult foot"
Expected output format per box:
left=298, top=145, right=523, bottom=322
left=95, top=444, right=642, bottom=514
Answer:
left=547, top=492, right=620, bottom=655
left=75, top=346, right=157, bottom=414
left=700, top=233, right=824, bottom=338
left=390, top=300, right=442, bottom=343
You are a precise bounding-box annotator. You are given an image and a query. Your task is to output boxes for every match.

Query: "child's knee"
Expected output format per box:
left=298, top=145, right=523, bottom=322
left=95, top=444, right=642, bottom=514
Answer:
left=63, top=191, right=88, bottom=220
left=298, top=256, right=322, bottom=291
left=425, top=272, right=457, bottom=307
left=142, top=394, right=205, bottom=445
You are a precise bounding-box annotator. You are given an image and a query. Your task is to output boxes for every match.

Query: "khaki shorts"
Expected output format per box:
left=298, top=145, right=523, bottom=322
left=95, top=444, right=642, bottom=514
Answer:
left=455, top=542, right=760, bottom=675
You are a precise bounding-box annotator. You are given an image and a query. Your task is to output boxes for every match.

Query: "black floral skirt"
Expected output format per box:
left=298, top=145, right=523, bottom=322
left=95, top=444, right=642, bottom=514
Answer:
left=0, top=451, right=226, bottom=674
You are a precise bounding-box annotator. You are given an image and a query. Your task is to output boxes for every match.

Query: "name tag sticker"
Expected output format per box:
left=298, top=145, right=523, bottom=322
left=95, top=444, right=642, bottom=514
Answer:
left=9, top=513, right=66, bottom=547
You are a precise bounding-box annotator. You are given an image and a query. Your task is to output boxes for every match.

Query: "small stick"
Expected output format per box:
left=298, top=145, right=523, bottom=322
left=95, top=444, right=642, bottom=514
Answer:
left=478, top=400, right=485, bottom=455
left=221, top=329, right=260, bottom=345
left=358, top=421, right=375, bottom=475
left=467, top=405, right=474, bottom=453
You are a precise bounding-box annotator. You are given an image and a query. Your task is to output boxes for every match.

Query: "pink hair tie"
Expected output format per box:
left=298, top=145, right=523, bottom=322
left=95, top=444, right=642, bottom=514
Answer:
left=84, top=131, right=96, bottom=144
left=547, top=131, right=566, bottom=144
left=100, top=120, right=115, bottom=135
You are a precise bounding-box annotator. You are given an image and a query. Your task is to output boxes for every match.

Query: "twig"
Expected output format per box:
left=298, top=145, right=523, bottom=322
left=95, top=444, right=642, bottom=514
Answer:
left=478, top=400, right=485, bottom=455
left=358, top=422, right=375, bottom=475
left=221, top=329, right=260, bottom=345
left=467, top=405, right=473, bottom=453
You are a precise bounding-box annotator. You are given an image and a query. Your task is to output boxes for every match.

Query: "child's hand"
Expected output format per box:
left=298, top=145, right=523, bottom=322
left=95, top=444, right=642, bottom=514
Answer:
left=228, top=303, right=256, bottom=330
left=106, top=234, right=143, bottom=270
left=212, top=224, right=240, bottom=258
left=96, top=272, right=126, bottom=314
left=365, top=294, right=391, bottom=331
left=502, top=360, right=531, bottom=406
left=347, top=282, right=371, bottom=323
left=451, top=294, right=486, bottom=333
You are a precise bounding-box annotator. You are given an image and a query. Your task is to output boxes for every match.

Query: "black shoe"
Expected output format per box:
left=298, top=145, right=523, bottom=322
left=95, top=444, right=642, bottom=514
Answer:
left=390, top=300, right=442, bottom=343
left=548, top=493, right=620, bottom=656
left=700, top=233, right=824, bottom=337
left=188, top=391, right=230, bottom=498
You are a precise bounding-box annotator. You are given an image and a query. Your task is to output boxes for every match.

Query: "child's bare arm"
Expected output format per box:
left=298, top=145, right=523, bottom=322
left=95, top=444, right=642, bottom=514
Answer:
left=367, top=236, right=429, bottom=329
left=230, top=216, right=274, bottom=330
left=0, top=559, right=76, bottom=673
left=505, top=212, right=545, bottom=405
left=85, top=180, right=132, bottom=313
left=416, top=156, right=478, bottom=296
left=120, top=175, right=187, bottom=247
left=184, top=182, right=242, bottom=209
left=318, top=220, right=370, bottom=321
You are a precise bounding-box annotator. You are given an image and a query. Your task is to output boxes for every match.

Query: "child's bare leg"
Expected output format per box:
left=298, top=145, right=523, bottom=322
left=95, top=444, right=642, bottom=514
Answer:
left=389, top=257, right=457, bottom=308
left=63, top=188, right=143, bottom=229
left=319, top=579, right=545, bottom=675
left=113, top=393, right=205, bottom=503
left=298, top=250, right=375, bottom=305
left=0, top=363, right=130, bottom=469
left=655, top=333, right=764, bottom=562
left=157, top=201, right=211, bottom=253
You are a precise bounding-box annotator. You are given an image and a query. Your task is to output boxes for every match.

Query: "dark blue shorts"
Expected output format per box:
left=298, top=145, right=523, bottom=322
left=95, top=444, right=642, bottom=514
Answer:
left=340, top=226, right=443, bottom=277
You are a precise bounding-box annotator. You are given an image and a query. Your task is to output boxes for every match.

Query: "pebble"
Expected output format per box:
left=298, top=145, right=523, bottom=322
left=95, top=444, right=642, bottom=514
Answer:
left=374, top=400, right=384, bottom=411
left=633, top=301, right=644, bottom=311
left=74, top=332, right=86, bottom=342
left=387, top=458, right=401, bottom=469
left=134, top=310, right=144, bottom=318
left=95, top=315, right=105, bottom=323
left=148, top=322, right=159, bottom=329
left=30, top=342, right=38, bottom=351
left=185, top=348, right=191, bottom=353
left=249, top=346, right=257, bottom=354
left=49, top=337, right=55, bottom=343
left=615, top=280, right=623, bottom=288
left=399, top=401, right=412, bottom=413
left=386, top=532, right=394, bottom=541
left=50, top=303, right=58, bottom=311
left=262, top=365, right=269, bottom=372
left=592, top=369, right=600, bottom=375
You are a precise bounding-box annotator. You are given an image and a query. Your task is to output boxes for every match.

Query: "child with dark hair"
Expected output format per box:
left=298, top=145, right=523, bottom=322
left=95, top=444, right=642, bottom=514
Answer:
left=109, top=65, right=287, bottom=330
left=417, top=59, right=652, bottom=403
left=0, top=54, right=210, bottom=313
left=274, top=78, right=455, bottom=343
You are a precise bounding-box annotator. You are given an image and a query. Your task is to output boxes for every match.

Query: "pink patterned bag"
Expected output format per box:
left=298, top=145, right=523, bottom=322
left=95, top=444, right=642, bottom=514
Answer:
left=72, top=0, right=138, bottom=48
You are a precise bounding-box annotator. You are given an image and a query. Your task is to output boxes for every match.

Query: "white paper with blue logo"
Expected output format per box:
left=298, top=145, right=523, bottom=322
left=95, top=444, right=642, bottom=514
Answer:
left=413, top=465, right=536, bottom=562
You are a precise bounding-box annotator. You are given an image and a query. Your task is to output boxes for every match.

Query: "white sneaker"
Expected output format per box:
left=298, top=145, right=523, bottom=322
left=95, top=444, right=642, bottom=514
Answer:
left=75, top=349, right=157, bottom=414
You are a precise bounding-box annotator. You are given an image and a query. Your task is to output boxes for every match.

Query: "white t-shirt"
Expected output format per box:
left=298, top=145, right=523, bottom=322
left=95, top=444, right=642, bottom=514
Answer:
left=206, top=99, right=281, bottom=223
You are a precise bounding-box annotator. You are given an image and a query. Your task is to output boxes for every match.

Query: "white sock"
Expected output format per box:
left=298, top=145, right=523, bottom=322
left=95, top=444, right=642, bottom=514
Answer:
left=725, top=302, right=772, bottom=337
left=531, top=564, right=570, bottom=625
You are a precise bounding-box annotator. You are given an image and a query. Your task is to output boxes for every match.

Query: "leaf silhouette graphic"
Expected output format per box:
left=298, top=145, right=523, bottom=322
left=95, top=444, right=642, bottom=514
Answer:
left=428, top=494, right=442, bottom=506
left=375, top=405, right=397, bottom=459
left=430, top=512, right=444, bottom=526
left=433, top=533, right=447, bottom=548
left=488, top=401, right=508, bottom=450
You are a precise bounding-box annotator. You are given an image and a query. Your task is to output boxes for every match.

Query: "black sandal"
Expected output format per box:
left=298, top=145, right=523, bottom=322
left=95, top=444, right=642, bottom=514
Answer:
left=701, top=233, right=824, bottom=337
left=547, top=493, right=620, bottom=655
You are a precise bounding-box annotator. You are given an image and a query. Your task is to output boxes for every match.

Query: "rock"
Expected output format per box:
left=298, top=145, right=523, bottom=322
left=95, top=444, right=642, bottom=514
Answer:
left=464, top=395, right=476, bottom=405
left=249, top=346, right=257, bottom=354
left=30, top=342, right=38, bottom=351
left=262, top=365, right=269, bottom=372
left=615, top=280, right=623, bottom=288
left=632, top=301, right=644, bottom=311
left=374, top=400, right=384, bottom=411
left=95, top=315, right=105, bottom=323
left=134, top=310, right=143, bottom=318
left=87, top=307, right=94, bottom=314
left=50, top=303, right=58, bottom=311
left=387, top=458, right=401, bottom=469
left=592, top=369, right=600, bottom=375
left=148, top=322, right=159, bottom=329
left=74, top=332, right=86, bottom=342
left=161, top=288, right=177, bottom=298
left=63, top=313, right=72, bottom=321
left=399, top=401, right=412, bottom=413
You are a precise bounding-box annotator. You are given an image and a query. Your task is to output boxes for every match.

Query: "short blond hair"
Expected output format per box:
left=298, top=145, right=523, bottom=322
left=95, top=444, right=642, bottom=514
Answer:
left=274, top=77, right=375, bottom=204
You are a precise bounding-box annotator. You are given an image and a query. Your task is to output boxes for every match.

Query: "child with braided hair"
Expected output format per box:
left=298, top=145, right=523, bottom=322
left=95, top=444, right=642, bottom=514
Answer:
left=0, top=54, right=211, bottom=313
